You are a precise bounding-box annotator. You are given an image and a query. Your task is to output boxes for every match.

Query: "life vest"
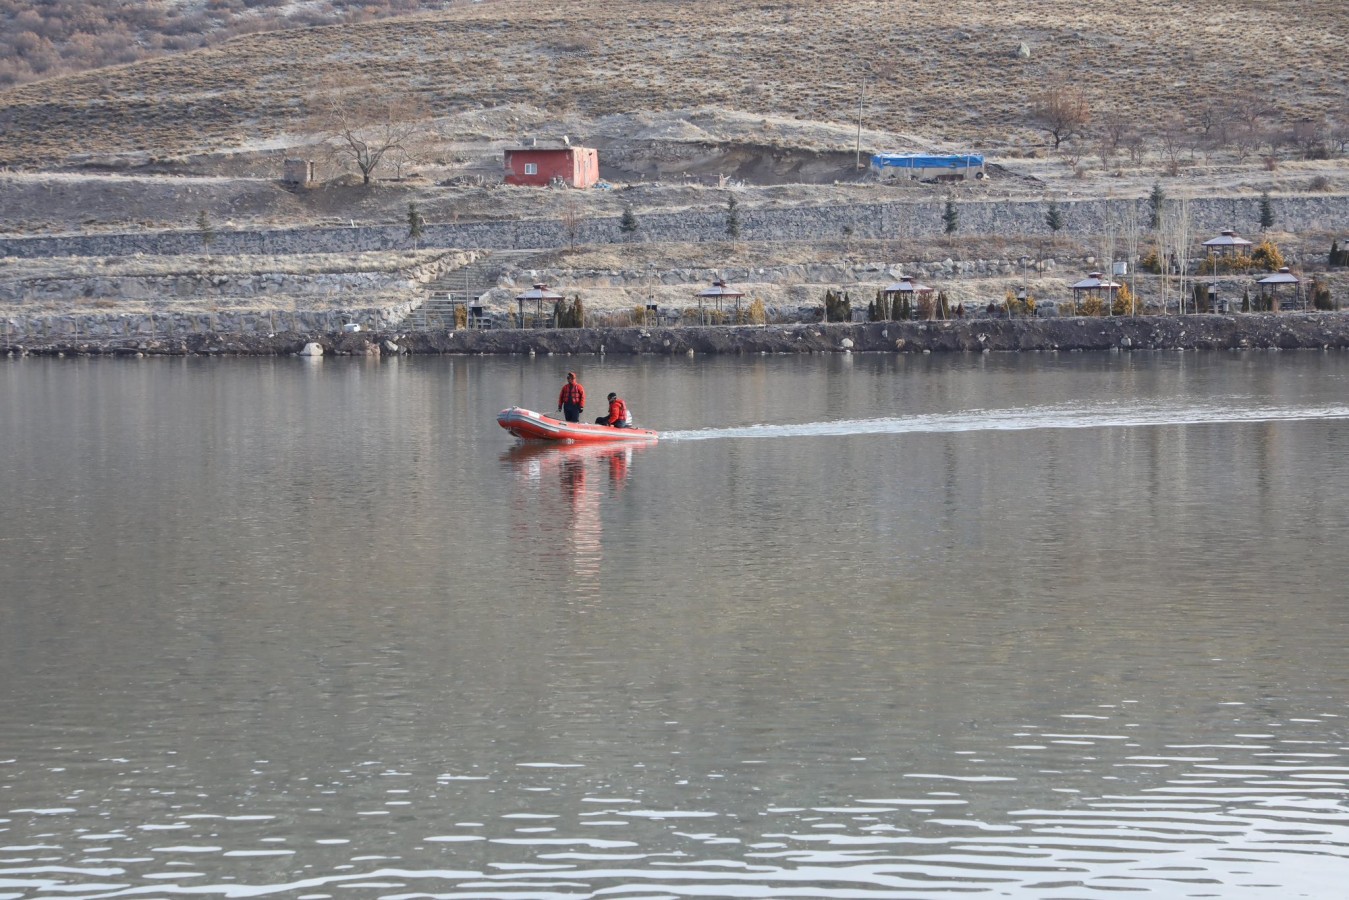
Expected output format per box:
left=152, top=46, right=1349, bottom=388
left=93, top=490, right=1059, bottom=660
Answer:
left=608, top=397, right=627, bottom=425
left=559, top=382, right=585, bottom=406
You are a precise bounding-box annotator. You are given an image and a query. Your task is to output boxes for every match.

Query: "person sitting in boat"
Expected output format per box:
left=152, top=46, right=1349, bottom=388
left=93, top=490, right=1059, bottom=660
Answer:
left=557, top=372, right=585, bottom=423
left=595, top=392, right=629, bottom=428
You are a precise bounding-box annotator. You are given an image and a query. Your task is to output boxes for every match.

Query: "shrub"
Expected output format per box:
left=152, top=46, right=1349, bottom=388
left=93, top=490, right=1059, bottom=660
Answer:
left=1198, top=253, right=1255, bottom=275
left=746, top=297, right=767, bottom=325
left=1005, top=289, right=1034, bottom=317
left=1076, top=296, right=1106, bottom=317
left=1112, top=283, right=1140, bottom=316
left=1311, top=277, right=1334, bottom=311
left=1250, top=238, right=1284, bottom=272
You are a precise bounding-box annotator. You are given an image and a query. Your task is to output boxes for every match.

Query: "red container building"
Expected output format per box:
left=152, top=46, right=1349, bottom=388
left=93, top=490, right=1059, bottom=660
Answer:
left=504, top=143, right=599, bottom=188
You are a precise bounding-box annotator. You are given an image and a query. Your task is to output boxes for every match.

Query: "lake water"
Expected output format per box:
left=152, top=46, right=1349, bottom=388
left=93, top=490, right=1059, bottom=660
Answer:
left=3, top=350, right=1349, bottom=899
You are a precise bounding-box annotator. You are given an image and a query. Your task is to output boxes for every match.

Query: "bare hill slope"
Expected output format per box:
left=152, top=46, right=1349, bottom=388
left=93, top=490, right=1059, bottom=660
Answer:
left=0, top=0, right=1345, bottom=166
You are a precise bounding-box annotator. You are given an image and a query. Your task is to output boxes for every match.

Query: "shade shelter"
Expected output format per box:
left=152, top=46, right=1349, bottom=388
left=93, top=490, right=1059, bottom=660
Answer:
left=1256, top=267, right=1301, bottom=311
left=695, top=279, right=745, bottom=324
left=881, top=276, right=933, bottom=319
left=1203, top=229, right=1253, bottom=258
left=514, top=283, right=564, bottom=328
left=1070, top=272, right=1120, bottom=310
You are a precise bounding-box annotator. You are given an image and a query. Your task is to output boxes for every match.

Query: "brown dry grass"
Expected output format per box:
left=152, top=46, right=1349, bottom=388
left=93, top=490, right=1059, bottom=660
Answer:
left=0, top=0, right=1344, bottom=165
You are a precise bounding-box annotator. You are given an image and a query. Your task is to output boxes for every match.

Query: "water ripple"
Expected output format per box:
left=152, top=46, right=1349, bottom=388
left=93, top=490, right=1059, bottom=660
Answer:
left=662, top=401, right=1349, bottom=441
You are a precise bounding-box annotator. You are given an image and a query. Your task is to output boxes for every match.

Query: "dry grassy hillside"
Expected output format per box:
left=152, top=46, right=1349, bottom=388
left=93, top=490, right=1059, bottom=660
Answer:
left=0, top=0, right=1345, bottom=166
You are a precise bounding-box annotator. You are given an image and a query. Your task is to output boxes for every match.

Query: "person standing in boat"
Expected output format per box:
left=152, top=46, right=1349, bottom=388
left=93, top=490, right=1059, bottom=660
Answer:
left=595, top=392, right=629, bottom=428
left=557, top=372, right=585, bottom=423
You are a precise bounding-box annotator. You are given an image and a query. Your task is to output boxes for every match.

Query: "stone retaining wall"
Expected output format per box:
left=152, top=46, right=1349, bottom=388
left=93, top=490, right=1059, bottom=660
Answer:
left=0, top=271, right=420, bottom=305
left=2, top=196, right=1344, bottom=259
left=507, top=258, right=1065, bottom=290
left=0, top=302, right=419, bottom=341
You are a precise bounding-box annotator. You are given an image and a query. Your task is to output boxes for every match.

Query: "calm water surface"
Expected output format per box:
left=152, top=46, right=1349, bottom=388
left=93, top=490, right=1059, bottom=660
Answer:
left=2, top=351, right=1349, bottom=899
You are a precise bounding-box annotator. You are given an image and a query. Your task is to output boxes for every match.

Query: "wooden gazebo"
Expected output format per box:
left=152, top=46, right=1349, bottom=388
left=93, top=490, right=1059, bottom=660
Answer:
left=695, top=279, right=745, bottom=324
left=881, top=276, right=933, bottom=319
left=1202, top=229, right=1253, bottom=258
left=514, top=283, right=564, bottom=328
left=1256, top=267, right=1301, bottom=311
left=1070, top=272, right=1120, bottom=309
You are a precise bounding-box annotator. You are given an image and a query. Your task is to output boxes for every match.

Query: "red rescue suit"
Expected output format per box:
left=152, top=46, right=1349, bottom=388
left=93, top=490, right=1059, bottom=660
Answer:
left=558, top=381, right=585, bottom=409
left=606, top=396, right=628, bottom=427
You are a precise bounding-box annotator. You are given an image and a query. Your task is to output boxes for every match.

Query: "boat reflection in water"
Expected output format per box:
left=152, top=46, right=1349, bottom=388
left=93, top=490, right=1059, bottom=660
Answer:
left=501, top=441, right=647, bottom=592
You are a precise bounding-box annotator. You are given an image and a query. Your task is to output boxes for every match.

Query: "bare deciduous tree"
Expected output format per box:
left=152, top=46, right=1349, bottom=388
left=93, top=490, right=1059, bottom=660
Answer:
left=1158, top=115, right=1191, bottom=175
left=309, top=82, right=434, bottom=185
left=1290, top=116, right=1329, bottom=159
left=1030, top=83, right=1091, bottom=150
left=1331, top=100, right=1349, bottom=155
left=560, top=197, right=584, bottom=250
left=1119, top=198, right=1144, bottom=312
left=1162, top=196, right=1192, bottom=314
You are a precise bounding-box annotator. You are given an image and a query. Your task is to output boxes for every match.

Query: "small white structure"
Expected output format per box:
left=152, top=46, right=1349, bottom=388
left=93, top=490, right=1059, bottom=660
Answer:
left=283, top=159, right=317, bottom=188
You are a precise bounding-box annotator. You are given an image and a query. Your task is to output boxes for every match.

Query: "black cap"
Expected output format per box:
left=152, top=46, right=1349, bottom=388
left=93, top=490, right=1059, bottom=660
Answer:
left=607, top=392, right=617, bottom=400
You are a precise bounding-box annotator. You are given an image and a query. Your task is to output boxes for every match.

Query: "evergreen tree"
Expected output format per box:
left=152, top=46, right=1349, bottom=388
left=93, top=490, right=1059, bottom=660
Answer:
left=197, top=210, right=215, bottom=251
left=725, top=194, right=741, bottom=239
left=407, top=201, right=424, bottom=249
left=1258, top=191, right=1275, bottom=231
left=1148, top=182, right=1165, bottom=229
left=822, top=289, right=851, bottom=323
left=943, top=198, right=959, bottom=235
left=1045, top=198, right=1064, bottom=233
left=619, top=205, right=638, bottom=239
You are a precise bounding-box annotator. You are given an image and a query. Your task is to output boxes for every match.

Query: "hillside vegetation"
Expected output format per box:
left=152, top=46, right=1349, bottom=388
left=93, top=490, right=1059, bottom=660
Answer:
left=0, top=0, right=464, bottom=88
left=0, top=0, right=1345, bottom=167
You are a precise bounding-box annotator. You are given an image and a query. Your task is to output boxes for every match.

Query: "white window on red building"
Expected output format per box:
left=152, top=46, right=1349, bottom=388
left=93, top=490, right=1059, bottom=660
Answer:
left=524, top=163, right=538, bottom=175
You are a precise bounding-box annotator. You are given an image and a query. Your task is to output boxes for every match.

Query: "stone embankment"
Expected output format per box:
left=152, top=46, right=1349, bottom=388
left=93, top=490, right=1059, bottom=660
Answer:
left=2, top=195, right=1345, bottom=259
left=6, top=313, right=1349, bottom=358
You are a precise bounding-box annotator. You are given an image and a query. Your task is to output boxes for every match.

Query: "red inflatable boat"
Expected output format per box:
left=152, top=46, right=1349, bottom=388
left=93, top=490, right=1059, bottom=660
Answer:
left=497, top=407, right=659, bottom=443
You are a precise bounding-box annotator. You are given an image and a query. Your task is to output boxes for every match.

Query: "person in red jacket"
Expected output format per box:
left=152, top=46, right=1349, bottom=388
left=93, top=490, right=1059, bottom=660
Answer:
left=557, top=372, right=585, bottom=422
left=595, top=392, right=629, bottom=428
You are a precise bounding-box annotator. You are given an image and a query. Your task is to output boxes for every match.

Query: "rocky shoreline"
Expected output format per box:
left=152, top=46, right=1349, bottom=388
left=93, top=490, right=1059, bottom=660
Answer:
left=5, top=312, right=1349, bottom=359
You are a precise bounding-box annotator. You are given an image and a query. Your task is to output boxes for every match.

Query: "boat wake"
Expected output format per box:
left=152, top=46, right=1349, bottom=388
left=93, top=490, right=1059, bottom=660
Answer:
left=660, top=401, right=1349, bottom=442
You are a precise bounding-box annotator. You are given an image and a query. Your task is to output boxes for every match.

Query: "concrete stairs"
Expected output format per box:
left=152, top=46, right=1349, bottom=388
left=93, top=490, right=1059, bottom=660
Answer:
left=405, top=250, right=540, bottom=329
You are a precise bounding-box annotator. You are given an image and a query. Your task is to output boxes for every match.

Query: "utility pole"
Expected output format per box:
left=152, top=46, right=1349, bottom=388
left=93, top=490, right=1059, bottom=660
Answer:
left=856, top=79, right=866, bottom=170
